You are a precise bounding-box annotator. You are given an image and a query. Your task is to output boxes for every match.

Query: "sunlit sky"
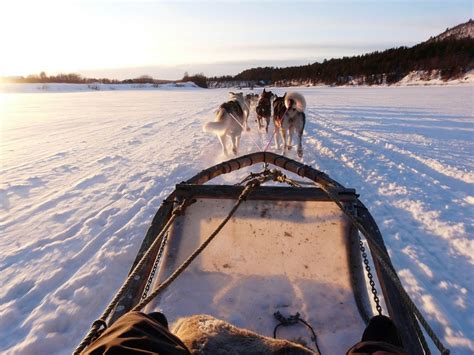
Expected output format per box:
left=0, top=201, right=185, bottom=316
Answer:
left=0, top=0, right=471, bottom=80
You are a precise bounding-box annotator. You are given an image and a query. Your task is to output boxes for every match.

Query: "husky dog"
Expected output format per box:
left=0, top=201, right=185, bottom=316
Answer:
left=245, top=93, right=259, bottom=106
left=279, top=92, right=306, bottom=158
left=255, top=88, right=273, bottom=133
left=272, top=92, right=287, bottom=149
left=203, top=92, right=250, bottom=156
left=245, top=93, right=259, bottom=124
left=251, top=93, right=260, bottom=103
left=244, top=93, right=257, bottom=113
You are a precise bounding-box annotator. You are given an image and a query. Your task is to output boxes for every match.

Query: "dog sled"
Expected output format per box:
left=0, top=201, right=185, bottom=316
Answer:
left=76, top=152, right=450, bottom=354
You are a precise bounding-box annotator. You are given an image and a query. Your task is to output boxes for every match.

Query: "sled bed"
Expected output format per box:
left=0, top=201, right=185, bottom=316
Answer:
left=140, top=184, right=371, bottom=353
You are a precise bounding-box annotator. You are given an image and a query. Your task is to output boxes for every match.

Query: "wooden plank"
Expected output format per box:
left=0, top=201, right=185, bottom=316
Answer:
left=175, top=184, right=357, bottom=202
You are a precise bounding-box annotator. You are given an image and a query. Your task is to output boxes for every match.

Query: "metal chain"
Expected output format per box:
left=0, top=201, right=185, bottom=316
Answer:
left=358, top=236, right=383, bottom=315
left=142, top=231, right=169, bottom=300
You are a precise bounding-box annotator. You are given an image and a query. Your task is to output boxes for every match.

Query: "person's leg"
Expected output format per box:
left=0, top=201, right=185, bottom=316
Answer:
left=346, top=315, right=407, bottom=354
left=82, top=311, right=190, bottom=354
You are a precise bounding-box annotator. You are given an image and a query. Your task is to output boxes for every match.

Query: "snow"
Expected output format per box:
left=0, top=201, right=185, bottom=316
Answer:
left=0, top=81, right=200, bottom=93
left=0, top=86, right=473, bottom=354
left=396, top=69, right=474, bottom=86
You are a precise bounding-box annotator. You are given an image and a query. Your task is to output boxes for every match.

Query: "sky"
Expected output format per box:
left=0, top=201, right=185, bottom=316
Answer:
left=0, top=0, right=471, bottom=80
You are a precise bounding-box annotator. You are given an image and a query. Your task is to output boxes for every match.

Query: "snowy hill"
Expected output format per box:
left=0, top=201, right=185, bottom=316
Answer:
left=210, top=20, right=474, bottom=87
left=428, top=19, right=474, bottom=42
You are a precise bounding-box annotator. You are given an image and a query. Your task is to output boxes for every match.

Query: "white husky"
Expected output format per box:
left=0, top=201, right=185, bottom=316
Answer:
left=280, top=92, right=306, bottom=158
left=203, top=92, right=250, bottom=156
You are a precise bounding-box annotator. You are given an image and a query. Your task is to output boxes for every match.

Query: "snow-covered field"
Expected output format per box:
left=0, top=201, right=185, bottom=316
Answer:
left=0, top=86, right=473, bottom=354
left=0, top=81, right=199, bottom=93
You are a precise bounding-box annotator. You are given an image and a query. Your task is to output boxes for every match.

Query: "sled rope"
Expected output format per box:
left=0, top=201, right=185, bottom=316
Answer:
left=228, top=111, right=264, bottom=152
left=263, top=126, right=277, bottom=152
left=73, top=198, right=194, bottom=354
left=132, top=177, right=263, bottom=312
left=264, top=107, right=288, bottom=152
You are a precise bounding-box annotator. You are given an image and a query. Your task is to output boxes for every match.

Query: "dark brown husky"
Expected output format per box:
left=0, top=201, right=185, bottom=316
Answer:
left=272, top=92, right=287, bottom=149
left=255, top=88, right=273, bottom=133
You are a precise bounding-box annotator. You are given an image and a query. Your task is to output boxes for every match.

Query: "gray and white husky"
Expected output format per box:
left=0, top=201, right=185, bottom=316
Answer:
left=279, top=92, right=306, bottom=158
left=203, top=92, right=250, bottom=156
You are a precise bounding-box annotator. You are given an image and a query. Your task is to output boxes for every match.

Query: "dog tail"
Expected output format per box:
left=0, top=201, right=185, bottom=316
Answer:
left=285, top=92, right=306, bottom=112
left=203, top=121, right=228, bottom=134
left=203, top=108, right=229, bottom=134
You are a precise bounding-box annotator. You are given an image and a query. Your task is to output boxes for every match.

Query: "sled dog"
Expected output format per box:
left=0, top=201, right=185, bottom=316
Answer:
left=272, top=92, right=286, bottom=149
left=203, top=92, right=250, bottom=156
left=255, top=88, right=273, bottom=133
left=278, top=92, right=306, bottom=158
left=245, top=93, right=259, bottom=106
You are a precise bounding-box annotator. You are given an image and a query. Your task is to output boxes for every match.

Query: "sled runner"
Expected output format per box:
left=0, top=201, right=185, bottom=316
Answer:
left=76, top=152, right=450, bottom=354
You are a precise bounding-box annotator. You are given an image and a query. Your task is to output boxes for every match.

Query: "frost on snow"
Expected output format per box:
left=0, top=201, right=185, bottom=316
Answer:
left=0, top=86, right=473, bottom=354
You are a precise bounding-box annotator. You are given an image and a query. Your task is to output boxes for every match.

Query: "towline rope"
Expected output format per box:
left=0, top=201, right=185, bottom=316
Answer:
left=228, top=106, right=265, bottom=153
left=264, top=107, right=288, bottom=152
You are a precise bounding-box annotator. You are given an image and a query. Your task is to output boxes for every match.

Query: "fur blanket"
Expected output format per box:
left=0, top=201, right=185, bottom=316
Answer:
left=173, top=314, right=315, bottom=354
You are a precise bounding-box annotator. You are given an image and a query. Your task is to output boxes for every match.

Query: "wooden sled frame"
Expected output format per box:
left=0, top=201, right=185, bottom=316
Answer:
left=110, top=152, right=425, bottom=354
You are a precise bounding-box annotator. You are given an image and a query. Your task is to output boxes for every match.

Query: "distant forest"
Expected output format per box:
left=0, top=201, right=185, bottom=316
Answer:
left=3, top=72, right=210, bottom=88
left=3, top=38, right=473, bottom=88
left=4, top=73, right=172, bottom=85
left=210, top=38, right=474, bottom=86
